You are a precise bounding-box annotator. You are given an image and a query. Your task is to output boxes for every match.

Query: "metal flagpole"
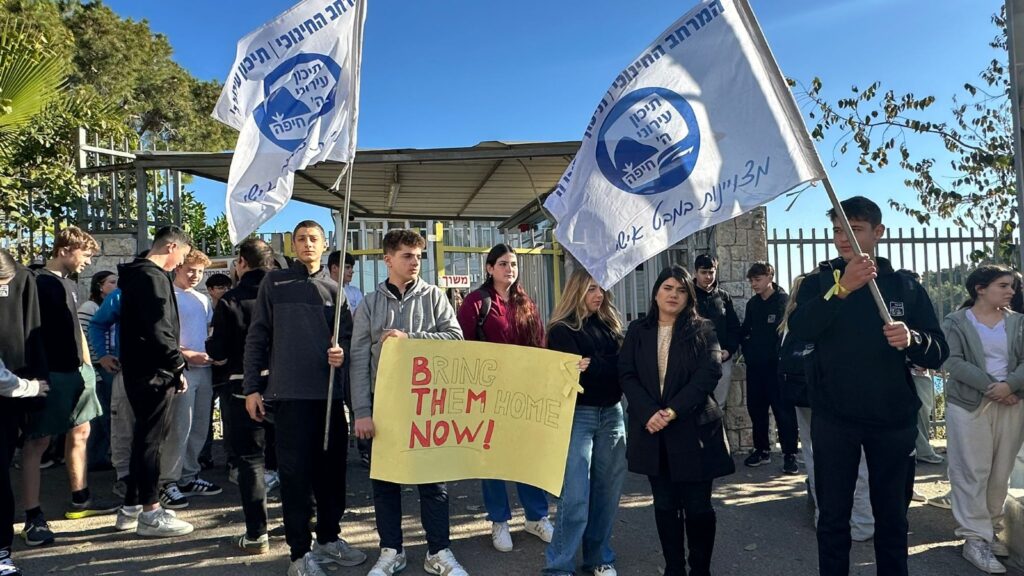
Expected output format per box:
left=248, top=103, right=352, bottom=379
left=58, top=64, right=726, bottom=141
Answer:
left=325, top=0, right=365, bottom=451
left=822, top=178, right=893, bottom=324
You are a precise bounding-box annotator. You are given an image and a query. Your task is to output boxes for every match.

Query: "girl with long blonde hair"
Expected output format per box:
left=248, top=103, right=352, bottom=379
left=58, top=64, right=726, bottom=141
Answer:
left=542, top=269, right=626, bottom=576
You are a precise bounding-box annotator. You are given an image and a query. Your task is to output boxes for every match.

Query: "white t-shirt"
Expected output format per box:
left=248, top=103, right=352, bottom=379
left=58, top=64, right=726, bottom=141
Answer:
left=175, top=286, right=212, bottom=357
left=344, top=283, right=363, bottom=311
left=967, top=309, right=1009, bottom=381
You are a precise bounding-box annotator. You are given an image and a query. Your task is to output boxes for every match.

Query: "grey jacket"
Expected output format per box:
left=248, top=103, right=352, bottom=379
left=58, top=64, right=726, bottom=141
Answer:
left=350, top=278, right=462, bottom=419
left=942, top=308, right=1024, bottom=411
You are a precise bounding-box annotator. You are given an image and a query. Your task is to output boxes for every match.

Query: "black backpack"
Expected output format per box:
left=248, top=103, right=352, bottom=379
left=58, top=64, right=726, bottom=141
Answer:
left=777, top=331, right=813, bottom=407
left=473, top=289, right=492, bottom=342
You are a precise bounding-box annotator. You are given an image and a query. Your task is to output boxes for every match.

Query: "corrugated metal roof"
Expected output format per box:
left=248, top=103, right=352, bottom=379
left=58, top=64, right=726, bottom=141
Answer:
left=132, top=141, right=578, bottom=221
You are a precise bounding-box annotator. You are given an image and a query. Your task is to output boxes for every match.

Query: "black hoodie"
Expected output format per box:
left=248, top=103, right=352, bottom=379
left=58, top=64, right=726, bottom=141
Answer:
left=207, top=269, right=266, bottom=391
left=789, top=257, right=948, bottom=428
left=0, top=265, right=47, bottom=380
left=741, top=283, right=788, bottom=366
left=118, top=258, right=185, bottom=386
left=695, top=282, right=742, bottom=356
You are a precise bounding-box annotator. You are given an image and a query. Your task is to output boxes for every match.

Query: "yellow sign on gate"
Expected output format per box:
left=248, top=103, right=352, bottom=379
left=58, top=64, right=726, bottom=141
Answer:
left=369, top=339, right=582, bottom=495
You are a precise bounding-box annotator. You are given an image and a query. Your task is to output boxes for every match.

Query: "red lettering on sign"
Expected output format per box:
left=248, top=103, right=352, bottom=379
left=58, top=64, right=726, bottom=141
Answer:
left=412, top=356, right=431, bottom=386
left=431, top=388, right=447, bottom=415
left=466, top=388, right=487, bottom=413
left=411, top=388, right=430, bottom=415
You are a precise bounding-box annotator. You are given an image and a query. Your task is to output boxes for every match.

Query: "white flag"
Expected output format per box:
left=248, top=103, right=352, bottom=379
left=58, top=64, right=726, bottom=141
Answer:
left=546, top=0, right=825, bottom=289
left=213, top=0, right=366, bottom=244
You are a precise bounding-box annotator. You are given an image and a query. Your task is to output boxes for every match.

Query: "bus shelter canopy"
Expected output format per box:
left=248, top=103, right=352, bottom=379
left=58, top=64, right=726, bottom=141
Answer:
left=132, top=140, right=579, bottom=221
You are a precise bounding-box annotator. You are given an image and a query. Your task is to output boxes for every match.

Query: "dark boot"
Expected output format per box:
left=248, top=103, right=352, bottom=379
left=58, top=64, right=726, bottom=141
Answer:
left=654, top=507, right=687, bottom=576
left=685, top=510, right=717, bottom=576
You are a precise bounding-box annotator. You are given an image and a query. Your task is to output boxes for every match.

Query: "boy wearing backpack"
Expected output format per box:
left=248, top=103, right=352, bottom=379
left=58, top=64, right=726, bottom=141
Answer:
left=788, top=196, right=948, bottom=576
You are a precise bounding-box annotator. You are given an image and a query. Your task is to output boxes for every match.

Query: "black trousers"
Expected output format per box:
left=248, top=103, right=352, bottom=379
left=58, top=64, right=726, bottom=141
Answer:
left=746, top=362, right=799, bottom=454
left=648, top=476, right=715, bottom=576
left=812, top=412, right=916, bottom=576
left=274, top=400, right=348, bottom=561
left=372, top=476, right=450, bottom=554
left=224, top=392, right=270, bottom=539
left=0, top=398, right=18, bottom=551
left=124, top=382, right=176, bottom=507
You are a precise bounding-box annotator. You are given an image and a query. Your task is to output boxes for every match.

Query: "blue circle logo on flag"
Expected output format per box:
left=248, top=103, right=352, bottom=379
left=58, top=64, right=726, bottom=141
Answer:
left=255, top=53, right=343, bottom=152
left=596, top=87, right=701, bottom=195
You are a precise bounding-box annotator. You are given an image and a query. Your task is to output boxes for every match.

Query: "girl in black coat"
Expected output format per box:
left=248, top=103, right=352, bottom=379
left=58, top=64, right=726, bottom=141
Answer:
left=619, top=265, right=734, bottom=576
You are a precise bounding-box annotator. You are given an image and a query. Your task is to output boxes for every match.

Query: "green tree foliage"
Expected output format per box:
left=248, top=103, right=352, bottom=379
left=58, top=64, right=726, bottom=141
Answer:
left=790, top=9, right=1016, bottom=263
left=0, top=0, right=234, bottom=257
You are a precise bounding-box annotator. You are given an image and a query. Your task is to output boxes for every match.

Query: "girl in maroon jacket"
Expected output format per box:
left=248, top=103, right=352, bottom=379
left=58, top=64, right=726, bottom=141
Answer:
left=456, top=244, right=551, bottom=553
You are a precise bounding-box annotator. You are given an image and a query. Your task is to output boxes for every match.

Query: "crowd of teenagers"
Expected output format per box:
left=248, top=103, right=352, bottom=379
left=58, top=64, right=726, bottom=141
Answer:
left=2, top=195, right=1024, bottom=575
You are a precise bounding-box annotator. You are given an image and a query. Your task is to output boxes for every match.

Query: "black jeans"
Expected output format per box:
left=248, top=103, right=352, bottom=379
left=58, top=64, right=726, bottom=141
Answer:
left=0, top=398, right=18, bottom=550
left=274, top=399, right=348, bottom=561
left=372, top=476, right=450, bottom=554
left=812, top=412, right=916, bottom=576
left=224, top=392, right=270, bottom=539
left=124, top=382, right=176, bottom=507
left=648, top=476, right=715, bottom=576
left=746, top=362, right=799, bottom=454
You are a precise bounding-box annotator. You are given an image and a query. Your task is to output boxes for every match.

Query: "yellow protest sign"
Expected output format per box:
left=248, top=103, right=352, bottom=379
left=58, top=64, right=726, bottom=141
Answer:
left=370, top=338, right=583, bottom=495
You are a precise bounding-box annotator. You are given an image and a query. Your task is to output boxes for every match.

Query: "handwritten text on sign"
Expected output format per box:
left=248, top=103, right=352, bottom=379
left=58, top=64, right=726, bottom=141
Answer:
left=370, top=339, right=582, bottom=495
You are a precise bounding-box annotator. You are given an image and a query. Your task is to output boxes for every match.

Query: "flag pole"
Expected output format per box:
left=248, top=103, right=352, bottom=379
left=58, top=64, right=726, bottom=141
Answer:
left=822, top=178, right=893, bottom=324
left=325, top=0, right=365, bottom=451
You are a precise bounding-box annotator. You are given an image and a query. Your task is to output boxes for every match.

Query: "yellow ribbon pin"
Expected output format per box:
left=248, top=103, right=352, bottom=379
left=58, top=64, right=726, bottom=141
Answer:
left=824, top=269, right=846, bottom=300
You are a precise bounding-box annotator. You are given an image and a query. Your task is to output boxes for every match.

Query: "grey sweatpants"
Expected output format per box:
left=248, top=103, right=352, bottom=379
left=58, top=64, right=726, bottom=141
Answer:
left=160, top=367, right=213, bottom=487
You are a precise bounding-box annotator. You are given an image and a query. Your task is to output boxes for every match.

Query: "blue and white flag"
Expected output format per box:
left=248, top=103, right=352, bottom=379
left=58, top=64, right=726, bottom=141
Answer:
left=545, top=0, right=825, bottom=289
left=213, top=0, right=366, bottom=244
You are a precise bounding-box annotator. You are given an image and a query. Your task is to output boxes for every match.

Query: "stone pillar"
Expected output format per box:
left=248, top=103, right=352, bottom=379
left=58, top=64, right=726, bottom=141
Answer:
left=77, top=233, right=138, bottom=301
left=711, top=207, right=767, bottom=453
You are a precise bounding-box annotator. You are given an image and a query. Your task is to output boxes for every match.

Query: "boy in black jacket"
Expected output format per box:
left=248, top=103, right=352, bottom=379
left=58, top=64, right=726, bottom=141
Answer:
left=741, top=262, right=798, bottom=474
left=244, top=221, right=366, bottom=576
left=115, top=226, right=195, bottom=538
left=694, top=255, right=742, bottom=406
left=207, top=237, right=275, bottom=555
left=789, top=197, right=948, bottom=576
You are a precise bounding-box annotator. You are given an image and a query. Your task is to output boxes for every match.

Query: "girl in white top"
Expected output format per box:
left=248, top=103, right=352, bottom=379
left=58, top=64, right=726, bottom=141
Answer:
left=942, top=264, right=1024, bottom=575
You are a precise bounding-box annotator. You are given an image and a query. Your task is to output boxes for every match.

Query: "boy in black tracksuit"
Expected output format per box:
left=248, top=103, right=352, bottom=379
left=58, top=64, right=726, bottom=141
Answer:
left=206, top=238, right=274, bottom=554
left=243, top=221, right=366, bottom=575
left=789, top=197, right=948, bottom=576
left=694, top=255, right=742, bottom=406
left=741, top=262, right=798, bottom=473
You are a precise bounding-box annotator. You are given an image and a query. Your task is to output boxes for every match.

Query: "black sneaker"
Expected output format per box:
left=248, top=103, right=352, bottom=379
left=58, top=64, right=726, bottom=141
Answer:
left=21, top=516, right=54, bottom=547
left=159, top=483, right=190, bottom=510
left=65, top=497, right=120, bottom=519
left=782, top=454, right=799, bottom=475
left=743, top=450, right=770, bottom=467
left=0, top=548, right=22, bottom=576
left=180, top=477, right=223, bottom=497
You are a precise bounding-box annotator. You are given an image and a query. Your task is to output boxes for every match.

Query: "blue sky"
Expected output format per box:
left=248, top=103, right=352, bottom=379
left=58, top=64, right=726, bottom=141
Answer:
left=104, top=0, right=1004, bottom=235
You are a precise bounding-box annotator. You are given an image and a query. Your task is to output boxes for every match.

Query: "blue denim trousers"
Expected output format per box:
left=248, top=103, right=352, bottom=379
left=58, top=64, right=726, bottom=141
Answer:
left=481, top=478, right=549, bottom=522
left=543, top=403, right=627, bottom=575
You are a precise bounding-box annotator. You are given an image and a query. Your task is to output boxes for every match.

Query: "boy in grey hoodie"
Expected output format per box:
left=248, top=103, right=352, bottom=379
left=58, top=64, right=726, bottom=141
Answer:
left=351, top=229, right=467, bottom=576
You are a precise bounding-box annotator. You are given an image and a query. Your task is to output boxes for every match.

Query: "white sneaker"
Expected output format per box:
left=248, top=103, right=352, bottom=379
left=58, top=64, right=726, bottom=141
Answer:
left=136, top=508, right=194, bottom=538
left=287, top=552, right=327, bottom=576
left=114, top=505, right=142, bottom=531
left=264, top=470, right=280, bottom=492
left=491, top=522, right=513, bottom=552
left=963, top=538, right=1006, bottom=574
left=524, top=517, right=554, bottom=543
left=424, top=548, right=468, bottom=576
left=593, top=566, right=617, bottom=576
left=312, top=538, right=367, bottom=566
left=991, top=537, right=1010, bottom=557
left=367, top=547, right=407, bottom=576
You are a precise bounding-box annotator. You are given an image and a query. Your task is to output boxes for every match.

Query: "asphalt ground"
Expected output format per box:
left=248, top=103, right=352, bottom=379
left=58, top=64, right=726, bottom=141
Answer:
left=11, top=443, right=1019, bottom=576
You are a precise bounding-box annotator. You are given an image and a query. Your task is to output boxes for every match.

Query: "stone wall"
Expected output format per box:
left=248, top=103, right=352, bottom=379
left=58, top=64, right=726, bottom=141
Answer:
left=76, top=233, right=138, bottom=301
left=710, top=207, right=768, bottom=452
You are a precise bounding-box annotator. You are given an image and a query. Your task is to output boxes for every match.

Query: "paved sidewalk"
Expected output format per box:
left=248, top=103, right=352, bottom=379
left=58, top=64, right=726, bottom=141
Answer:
left=10, top=447, right=1019, bottom=575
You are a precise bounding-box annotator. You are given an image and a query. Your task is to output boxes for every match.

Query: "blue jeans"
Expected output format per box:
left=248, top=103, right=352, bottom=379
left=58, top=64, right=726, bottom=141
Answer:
left=481, top=478, right=549, bottom=522
left=543, top=403, right=627, bottom=575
